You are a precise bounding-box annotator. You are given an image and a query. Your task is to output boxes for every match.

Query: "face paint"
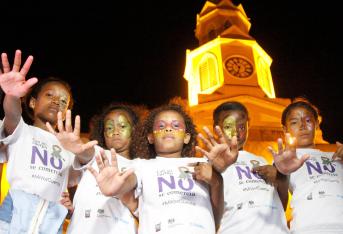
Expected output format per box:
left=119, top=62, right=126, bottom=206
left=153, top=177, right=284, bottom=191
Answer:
left=46, top=89, right=69, bottom=112
left=223, top=116, right=237, bottom=139
left=153, top=120, right=186, bottom=139
left=104, top=114, right=132, bottom=139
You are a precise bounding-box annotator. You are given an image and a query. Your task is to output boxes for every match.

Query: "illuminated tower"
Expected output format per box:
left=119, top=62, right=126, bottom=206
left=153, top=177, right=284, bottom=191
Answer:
left=183, top=0, right=329, bottom=161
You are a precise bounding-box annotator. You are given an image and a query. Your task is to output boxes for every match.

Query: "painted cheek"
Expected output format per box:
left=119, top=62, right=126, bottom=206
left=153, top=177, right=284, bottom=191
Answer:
left=104, top=120, right=115, bottom=138
left=223, top=116, right=237, bottom=139
left=153, top=129, right=185, bottom=138
left=116, top=115, right=132, bottom=139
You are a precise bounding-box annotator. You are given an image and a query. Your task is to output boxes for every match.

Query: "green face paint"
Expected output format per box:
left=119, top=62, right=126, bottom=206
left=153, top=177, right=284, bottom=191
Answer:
left=104, top=114, right=132, bottom=139
left=223, top=115, right=237, bottom=139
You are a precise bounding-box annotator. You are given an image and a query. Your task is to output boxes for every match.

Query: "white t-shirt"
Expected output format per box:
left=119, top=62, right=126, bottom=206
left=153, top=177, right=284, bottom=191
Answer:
left=67, top=147, right=137, bottom=234
left=135, top=156, right=214, bottom=234
left=289, top=148, right=343, bottom=234
left=218, top=151, right=289, bottom=234
left=0, top=117, right=76, bottom=202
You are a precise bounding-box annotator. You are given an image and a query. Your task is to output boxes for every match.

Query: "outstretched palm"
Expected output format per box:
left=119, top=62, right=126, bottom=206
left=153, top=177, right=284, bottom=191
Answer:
left=46, top=110, right=97, bottom=156
left=88, top=148, right=134, bottom=197
left=0, top=50, right=37, bottom=97
left=197, top=126, right=239, bottom=173
left=269, top=133, right=309, bottom=175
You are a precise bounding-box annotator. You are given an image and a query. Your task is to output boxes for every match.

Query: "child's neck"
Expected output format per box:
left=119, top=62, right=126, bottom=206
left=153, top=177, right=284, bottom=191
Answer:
left=157, top=151, right=182, bottom=158
left=33, top=119, right=55, bottom=132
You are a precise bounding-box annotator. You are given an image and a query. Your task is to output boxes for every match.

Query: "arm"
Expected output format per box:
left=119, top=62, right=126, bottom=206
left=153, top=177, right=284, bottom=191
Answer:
left=275, top=168, right=289, bottom=211
left=88, top=148, right=137, bottom=197
left=0, top=50, right=38, bottom=136
left=46, top=110, right=98, bottom=165
left=193, top=163, right=224, bottom=231
left=119, top=190, right=138, bottom=216
left=196, top=126, right=238, bottom=173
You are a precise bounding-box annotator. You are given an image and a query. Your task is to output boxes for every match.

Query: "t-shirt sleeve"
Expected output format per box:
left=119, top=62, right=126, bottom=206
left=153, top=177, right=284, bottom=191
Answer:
left=0, top=117, right=25, bottom=145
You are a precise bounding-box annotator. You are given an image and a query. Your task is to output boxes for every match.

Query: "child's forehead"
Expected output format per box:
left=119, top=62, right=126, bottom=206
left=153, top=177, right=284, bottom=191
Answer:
left=105, top=110, right=132, bottom=122
left=219, top=109, right=247, bottom=122
left=287, top=106, right=315, bottom=118
left=40, top=82, right=70, bottom=94
left=155, top=110, right=184, bottom=122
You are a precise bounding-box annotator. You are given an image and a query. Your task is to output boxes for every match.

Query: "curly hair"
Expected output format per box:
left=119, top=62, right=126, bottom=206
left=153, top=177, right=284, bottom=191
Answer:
left=281, top=97, right=319, bottom=126
left=23, top=76, right=74, bottom=121
left=89, top=102, right=140, bottom=159
left=130, top=103, right=198, bottom=159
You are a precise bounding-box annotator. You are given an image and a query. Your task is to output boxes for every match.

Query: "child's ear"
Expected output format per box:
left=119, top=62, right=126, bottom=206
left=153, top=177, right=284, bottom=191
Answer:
left=183, top=133, right=191, bottom=144
left=147, top=133, right=154, bottom=144
left=29, top=97, right=36, bottom=109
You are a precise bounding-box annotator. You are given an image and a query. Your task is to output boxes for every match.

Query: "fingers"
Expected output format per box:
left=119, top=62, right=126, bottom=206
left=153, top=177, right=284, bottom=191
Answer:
left=195, top=145, right=208, bottom=157
left=277, top=138, right=284, bottom=155
left=198, top=133, right=213, bottom=151
left=46, top=122, right=56, bottom=135
left=23, top=77, right=38, bottom=90
left=299, top=154, right=310, bottom=165
left=82, top=140, right=98, bottom=152
left=73, top=115, right=81, bottom=136
left=96, top=151, right=105, bottom=171
left=20, top=55, right=34, bottom=77
left=57, top=111, right=64, bottom=132
left=87, top=164, right=99, bottom=178
left=109, top=148, right=118, bottom=168
left=284, top=133, right=296, bottom=151
left=1, top=53, right=10, bottom=73
left=214, top=126, right=226, bottom=144
left=229, top=136, right=238, bottom=157
left=12, top=50, right=22, bottom=72
left=121, top=168, right=135, bottom=180
left=65, top=110, right=72, bottom=132
left=203, top=126, right=217, bottom=146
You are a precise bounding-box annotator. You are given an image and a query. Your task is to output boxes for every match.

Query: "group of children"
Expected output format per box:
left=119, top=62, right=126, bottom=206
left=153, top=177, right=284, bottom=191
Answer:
left=0, top=49, right=342, bottom=234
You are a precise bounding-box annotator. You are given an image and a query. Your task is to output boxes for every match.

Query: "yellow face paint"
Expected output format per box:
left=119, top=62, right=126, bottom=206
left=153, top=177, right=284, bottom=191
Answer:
left=104, top=114, right=132, bottom=139
left=153, top=129, right=185, bottom=138
left=223, top=116, right=237, bottom=139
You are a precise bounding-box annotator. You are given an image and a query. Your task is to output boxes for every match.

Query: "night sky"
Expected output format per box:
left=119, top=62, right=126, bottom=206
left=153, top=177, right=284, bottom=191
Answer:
left=1, top=1, right=342, bottom=144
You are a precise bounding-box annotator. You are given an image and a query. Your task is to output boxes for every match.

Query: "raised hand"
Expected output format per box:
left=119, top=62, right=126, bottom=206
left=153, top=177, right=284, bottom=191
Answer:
left=332, top=141, right=343, bottom=162
left=196, top=126, right=238, bottom=173
left=46, top=110, right=98, bottom=160
left=269, top=133, right=309, bottom=175
left=88, top=148, right=134, bottom=197
left=0, top=50, right=38, bottom=97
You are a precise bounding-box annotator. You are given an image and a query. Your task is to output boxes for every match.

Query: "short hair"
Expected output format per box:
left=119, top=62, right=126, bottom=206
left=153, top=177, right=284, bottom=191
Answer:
left=281, top=97, right=319, bottom=126
left=23, top=76, right=74, bottom=120
left=213, top=101, right=249, bottom=126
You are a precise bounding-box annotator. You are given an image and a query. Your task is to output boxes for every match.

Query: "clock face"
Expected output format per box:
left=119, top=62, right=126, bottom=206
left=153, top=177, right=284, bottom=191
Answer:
left=225, top=56, right=254, bottom=78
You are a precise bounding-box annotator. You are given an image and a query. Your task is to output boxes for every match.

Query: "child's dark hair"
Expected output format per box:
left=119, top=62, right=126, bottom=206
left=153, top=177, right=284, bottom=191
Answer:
left=90, top=103, right=140, bottom=159
left=23, top=76, right=74, bottom=120
left=281, top=97, right=319, bottom=126
left=213, top=101, right=249, bottom=126
left=131, top=103, right=197, bottom=159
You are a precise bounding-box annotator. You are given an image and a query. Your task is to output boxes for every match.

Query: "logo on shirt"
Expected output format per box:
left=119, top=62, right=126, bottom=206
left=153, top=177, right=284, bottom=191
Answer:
left=250, top=160, right=260, bottom=168
left=85, top=209, right=91, bottom=218
left=155, top=222, right=161, bottom=232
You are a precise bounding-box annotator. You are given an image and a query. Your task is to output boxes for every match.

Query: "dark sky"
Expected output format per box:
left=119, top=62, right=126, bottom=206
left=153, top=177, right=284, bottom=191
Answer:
left=1, top=1, right=342, bottom=144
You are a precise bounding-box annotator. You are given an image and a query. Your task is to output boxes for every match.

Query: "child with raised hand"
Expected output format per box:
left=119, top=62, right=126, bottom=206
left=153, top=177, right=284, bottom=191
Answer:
left=271, top=98, right=343, bottom=233
left=0, top=50, right=94, bottom=233
left=65, top=103, right=141, bottom=234
left=89, top=103, right=224, bottom=234
left=209, top=101, right=289, bottom=234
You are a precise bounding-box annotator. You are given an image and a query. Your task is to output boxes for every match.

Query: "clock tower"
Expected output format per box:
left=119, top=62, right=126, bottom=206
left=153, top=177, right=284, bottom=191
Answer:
left=184, top=0, right=275, bottom=106
left=183, top=0, right=329, bottom=161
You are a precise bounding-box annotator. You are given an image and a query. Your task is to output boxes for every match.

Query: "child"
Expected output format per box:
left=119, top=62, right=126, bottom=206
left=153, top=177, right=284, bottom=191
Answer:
left=271, top=98, right=343, bottom=233
left=89, top=103, right=224, bottom=234
left=0, top=50, right=94, bottom=233
left=66, top=103, right=141, bottom=233
left=210, top=101, right=289, bottom=234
